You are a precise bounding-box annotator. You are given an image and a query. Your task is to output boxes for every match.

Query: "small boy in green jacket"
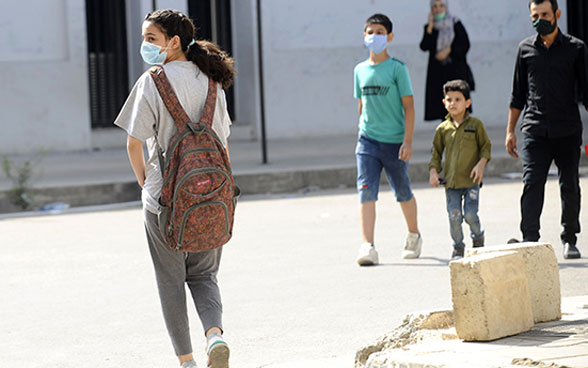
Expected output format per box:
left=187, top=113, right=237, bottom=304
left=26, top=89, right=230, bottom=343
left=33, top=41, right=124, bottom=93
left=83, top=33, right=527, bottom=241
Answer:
left=429, top=80, right=491, bottom=260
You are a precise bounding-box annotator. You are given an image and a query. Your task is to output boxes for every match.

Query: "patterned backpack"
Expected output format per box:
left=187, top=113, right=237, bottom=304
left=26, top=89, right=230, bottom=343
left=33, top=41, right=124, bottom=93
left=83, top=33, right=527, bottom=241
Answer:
left=150, top=65, right=239, bottom=252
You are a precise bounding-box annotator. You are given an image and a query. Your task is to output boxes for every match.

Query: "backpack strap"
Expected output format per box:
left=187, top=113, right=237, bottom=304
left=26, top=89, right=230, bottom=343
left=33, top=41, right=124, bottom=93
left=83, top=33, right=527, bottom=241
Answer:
left=199, top=77, right=217, bottom=128
left=149, top=66, right=190, bottom=128
left=149, top=65, right=218, bottom=129
left=148, top=66, right=219, bottom=175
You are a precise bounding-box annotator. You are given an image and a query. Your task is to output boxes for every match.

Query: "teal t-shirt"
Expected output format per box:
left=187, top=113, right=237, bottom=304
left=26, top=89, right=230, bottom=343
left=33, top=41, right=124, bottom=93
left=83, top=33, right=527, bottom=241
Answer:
left=354, top=57, right=413, bottom=143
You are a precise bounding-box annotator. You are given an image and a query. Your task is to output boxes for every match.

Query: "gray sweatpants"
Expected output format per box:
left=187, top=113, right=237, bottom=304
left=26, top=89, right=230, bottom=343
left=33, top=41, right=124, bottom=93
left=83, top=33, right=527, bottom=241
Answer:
left=144, top=209, right=223, bottom=356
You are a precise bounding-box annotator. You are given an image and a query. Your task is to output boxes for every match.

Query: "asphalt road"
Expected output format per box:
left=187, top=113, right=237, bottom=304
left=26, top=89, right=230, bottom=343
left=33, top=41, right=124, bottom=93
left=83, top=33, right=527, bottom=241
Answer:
left=1, top=177, right=587, bottom=368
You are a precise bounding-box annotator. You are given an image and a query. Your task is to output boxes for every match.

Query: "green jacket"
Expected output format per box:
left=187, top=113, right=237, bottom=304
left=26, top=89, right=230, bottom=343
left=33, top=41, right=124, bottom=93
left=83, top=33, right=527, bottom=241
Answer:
left=428, top=114, right=492, bottom=189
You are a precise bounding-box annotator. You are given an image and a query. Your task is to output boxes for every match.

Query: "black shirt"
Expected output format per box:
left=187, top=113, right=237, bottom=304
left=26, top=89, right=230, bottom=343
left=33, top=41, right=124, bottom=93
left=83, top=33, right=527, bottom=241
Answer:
left=510, top=29, right=588, bottom=138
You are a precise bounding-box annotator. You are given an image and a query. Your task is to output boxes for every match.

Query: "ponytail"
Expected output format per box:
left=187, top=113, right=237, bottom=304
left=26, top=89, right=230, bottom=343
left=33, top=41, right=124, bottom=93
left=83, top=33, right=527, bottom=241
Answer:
left=145, top=9, right=236, bottom=89
left=186, top=40, right=235, bottom=89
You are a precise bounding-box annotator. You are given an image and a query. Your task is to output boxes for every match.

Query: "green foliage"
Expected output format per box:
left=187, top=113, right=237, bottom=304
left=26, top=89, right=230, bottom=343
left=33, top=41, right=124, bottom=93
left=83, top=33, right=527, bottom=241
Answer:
left=2, top=155, right=42, bottom=210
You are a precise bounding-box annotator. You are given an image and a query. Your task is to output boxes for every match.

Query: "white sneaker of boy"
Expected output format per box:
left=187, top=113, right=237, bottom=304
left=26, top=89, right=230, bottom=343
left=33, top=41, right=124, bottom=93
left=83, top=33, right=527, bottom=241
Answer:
left=401, top=233, right=422, bottom=259
left=356, top=242, right=379, bottom=266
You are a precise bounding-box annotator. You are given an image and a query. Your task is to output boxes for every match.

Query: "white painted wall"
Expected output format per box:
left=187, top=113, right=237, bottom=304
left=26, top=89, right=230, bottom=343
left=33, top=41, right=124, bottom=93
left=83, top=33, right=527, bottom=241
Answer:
left=242, top=0, right=568, bottom=139
left=1, top=0, right=573, bottom=154
left=0, top=0, right=91, bottom=154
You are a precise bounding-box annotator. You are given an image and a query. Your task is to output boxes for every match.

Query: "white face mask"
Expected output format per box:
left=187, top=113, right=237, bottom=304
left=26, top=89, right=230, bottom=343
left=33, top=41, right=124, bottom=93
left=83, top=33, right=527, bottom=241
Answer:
left=364, top=34, right=388, bottom=54
left=140, top=41, right=169, bottom=65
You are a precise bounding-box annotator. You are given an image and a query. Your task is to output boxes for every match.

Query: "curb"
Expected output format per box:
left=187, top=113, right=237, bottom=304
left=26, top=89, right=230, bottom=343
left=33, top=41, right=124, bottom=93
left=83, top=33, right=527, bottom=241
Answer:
left=0, top=156, right=571, bottom=213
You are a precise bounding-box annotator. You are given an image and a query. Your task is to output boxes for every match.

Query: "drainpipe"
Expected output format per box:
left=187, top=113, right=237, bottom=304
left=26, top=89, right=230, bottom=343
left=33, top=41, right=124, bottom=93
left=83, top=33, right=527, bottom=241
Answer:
left=256, top=0, right=268, bottom=164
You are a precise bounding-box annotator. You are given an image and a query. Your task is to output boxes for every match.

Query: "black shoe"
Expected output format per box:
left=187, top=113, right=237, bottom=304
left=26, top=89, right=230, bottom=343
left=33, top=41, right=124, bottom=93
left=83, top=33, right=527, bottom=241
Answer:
left=473, top=235, right=485, bottom=248
left=507, top=238, right=520, bottom=244
left=451, top=247, right=465, bottom=260
left=563, top=243, right=581, bottom=259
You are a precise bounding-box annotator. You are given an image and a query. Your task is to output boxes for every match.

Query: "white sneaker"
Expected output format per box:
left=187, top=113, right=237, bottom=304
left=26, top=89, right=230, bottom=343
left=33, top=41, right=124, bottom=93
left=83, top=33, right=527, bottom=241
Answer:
left=356, top=242, right=379, bottom=266
left=401, top=233, right=422, bottom=259
left=207, top=333, right=229, bottom=368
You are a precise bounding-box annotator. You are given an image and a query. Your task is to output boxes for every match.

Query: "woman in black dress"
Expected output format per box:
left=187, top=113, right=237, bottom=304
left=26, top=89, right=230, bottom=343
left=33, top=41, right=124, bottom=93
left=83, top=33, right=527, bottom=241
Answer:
left=420, top=0, right=475, bottom=121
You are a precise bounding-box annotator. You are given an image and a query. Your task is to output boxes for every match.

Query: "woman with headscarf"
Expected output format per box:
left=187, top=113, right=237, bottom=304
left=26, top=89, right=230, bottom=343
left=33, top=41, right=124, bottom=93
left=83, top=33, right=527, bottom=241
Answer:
left=420, top=0, right=475, bottom=121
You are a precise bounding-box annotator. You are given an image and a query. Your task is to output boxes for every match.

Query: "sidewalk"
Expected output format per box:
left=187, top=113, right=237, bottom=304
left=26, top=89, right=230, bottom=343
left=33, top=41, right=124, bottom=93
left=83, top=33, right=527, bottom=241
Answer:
left=264, top=296, right=588, bottom=368
left=0, top=126, right=587, bottom=212
left=360, top=295, right=588, bottom=368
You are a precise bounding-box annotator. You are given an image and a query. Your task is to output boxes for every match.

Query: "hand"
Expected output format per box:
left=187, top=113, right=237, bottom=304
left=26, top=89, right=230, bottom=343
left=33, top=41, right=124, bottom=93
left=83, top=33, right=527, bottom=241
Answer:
left=429, top=170, right=440, bottom=187
left=470, top=163, right=485, bottom=185
left=435, top=47, right=451, bottom=61
left=399, top=142, right=413, bottom=162
left=427, top=12, right=434, bottom=32
left=137, top=175, right=145, bottom=188
left=505, top=133, right=518, bottom=158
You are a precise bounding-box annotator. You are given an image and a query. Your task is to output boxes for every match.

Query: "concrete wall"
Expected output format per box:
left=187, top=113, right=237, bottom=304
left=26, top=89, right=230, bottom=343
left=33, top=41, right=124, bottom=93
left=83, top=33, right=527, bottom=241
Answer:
left=1, top=0, right=573, bottom=155
left=236, top=0, right=568, bottom=139
left=0, top=0, right=91, bottom=155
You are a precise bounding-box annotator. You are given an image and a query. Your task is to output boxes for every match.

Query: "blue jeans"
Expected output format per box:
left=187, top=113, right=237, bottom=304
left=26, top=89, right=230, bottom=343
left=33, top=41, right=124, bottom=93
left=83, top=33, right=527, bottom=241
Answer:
left=445, top=186, right=484, bottom=249
left=355, top=135, right=414, bottom=203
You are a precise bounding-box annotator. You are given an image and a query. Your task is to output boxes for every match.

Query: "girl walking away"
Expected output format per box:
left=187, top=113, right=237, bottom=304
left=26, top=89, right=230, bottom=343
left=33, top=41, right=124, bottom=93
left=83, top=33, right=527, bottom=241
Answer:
left=114, top=9, right=235, bottom=368
left=420, top=0, right=475, bottom=121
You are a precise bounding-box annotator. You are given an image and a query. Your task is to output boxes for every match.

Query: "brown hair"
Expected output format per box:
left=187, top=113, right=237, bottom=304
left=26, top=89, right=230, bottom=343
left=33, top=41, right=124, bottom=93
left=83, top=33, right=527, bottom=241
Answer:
left=145, top=9, right=236, bottom=89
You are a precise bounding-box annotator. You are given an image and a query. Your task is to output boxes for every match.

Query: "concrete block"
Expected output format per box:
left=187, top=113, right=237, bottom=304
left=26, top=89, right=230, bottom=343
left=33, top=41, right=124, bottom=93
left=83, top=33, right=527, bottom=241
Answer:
left=450, top=251, right=534, bottom=341
left=466, top=242, right=561, bottom=323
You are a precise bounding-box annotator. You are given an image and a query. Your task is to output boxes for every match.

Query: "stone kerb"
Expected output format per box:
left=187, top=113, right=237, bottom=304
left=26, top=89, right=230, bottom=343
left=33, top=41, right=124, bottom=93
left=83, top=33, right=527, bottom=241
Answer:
left=465, top=242, right=561, bottom=323
left=450, top=251, right=534, bottom=341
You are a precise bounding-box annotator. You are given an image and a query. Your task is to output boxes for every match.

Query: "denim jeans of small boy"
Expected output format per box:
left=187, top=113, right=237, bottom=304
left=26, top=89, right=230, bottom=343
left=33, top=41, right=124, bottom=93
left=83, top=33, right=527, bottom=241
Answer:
left=445, top=185, right=484, bottom=249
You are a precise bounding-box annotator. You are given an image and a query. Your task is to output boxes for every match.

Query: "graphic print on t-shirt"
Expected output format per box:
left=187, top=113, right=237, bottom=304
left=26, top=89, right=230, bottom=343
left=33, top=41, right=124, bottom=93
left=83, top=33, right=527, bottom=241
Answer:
left=362, top=85, right=390, bottom=96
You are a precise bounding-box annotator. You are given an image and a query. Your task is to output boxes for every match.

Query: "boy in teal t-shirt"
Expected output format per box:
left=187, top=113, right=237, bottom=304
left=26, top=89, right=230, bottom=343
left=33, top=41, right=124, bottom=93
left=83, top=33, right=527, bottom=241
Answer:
left=353, top=13, right=422, bottom=266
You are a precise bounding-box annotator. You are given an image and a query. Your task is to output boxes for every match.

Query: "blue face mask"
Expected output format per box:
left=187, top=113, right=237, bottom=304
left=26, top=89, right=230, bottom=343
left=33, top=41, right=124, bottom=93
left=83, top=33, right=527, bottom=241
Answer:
left=140, top=41, right=169, bottom=65
left=364, top=34, right=389, bottom=55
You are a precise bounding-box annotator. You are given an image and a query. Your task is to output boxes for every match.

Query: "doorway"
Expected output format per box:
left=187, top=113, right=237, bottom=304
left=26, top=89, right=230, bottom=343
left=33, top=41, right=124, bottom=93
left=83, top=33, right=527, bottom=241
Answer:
left=188, top=0, right=235, bottom=120
left=85, top=0, right=129, bottom=128
left=567, top=0, right=588, bottom=41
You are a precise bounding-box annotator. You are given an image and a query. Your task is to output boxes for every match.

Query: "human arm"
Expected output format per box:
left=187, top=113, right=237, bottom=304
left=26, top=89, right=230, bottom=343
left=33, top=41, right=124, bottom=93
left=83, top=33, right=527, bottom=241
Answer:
left=399, top=95, right=415, bottom=162
left=470, top=157, right=488, bottom=185
left=507, top=45, right=527, bottom=158
left=471, top=120, right=492, bottom=185
left=574, top=42, right=588, bottom=110
left=436, top=48, right=451, bottom=62
left=126, top=135, right=146, bottom=188
left=428, top=127, right=444, bottom=186
left=506, top=107, right=522, bottom=158
left=420, top=24, right=436, bottom=51
left=429, top=168, right=441, bottom=187
left=427, top=12, right=435, bottom=34
left=354, top=67, right=364, bottom=117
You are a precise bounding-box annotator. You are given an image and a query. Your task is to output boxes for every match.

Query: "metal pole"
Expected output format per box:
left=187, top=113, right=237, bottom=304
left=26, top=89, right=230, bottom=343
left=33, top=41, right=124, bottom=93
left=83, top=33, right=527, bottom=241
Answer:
left=256, top=0, right=268, bottom=164
left=152, top=0, right=157, bottom=11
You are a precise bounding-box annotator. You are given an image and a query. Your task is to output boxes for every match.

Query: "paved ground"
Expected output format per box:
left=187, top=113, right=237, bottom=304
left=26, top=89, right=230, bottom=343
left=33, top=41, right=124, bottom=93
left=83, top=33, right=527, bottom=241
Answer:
left=1, top=177, right=587, bottom=368
left=3, top=126, right=587, bottom=212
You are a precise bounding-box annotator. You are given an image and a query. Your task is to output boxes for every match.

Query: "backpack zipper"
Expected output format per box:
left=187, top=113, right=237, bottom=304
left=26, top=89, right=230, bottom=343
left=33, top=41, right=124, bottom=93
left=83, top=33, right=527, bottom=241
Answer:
left=168, top=168, right=233, bottom=234
left=176, top=201, right=230, bottom=250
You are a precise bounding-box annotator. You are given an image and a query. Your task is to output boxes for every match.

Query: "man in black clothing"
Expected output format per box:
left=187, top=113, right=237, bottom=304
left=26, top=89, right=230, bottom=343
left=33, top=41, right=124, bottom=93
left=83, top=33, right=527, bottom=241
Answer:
left=506, top=0, right=588, bottom=259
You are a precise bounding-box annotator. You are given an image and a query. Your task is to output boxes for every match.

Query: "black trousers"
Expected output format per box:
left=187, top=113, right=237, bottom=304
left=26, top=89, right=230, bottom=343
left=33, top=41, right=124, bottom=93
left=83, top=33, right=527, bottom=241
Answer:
left=520, top=132, right=582, bottom=244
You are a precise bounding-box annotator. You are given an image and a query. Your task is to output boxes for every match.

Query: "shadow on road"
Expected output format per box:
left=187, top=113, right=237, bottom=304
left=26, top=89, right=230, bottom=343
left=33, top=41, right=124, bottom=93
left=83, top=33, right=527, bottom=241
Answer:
left=377, top=256, right=450, bottom=267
